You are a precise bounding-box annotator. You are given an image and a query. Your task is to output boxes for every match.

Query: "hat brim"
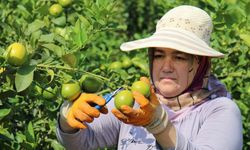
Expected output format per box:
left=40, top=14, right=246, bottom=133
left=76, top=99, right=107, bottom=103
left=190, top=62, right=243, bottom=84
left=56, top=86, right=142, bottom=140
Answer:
left=120, top=28, right=224, bottom=57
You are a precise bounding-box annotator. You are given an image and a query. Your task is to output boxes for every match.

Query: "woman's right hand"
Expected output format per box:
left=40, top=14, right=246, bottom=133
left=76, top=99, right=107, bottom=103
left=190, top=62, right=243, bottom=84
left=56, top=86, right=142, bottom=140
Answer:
left=65, top=93, right=108, bottom=129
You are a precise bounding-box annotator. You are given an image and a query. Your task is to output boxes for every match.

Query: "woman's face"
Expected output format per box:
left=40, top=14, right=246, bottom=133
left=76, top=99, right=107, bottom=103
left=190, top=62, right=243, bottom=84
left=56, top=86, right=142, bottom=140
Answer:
left=152, top=48, right=199, bottom=97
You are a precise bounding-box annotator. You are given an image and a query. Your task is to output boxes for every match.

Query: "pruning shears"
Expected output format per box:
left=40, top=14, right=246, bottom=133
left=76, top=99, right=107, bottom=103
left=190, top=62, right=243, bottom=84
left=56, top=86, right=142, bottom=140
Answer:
left=94, top=87, right=124, bottom=110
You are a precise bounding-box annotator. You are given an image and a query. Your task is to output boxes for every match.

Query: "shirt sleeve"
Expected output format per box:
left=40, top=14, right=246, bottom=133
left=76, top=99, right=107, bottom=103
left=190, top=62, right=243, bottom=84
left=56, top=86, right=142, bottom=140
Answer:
left=175, top=97, right=243, bottom=150
left=56, top=98, right=121, bottom=150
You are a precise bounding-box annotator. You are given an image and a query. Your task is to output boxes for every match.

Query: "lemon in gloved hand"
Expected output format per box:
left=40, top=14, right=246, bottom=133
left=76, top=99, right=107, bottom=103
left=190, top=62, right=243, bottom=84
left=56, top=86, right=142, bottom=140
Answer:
left=112, top=77, right=162, bottom=127
left=114, top=90, right=134, bottom=110
left=131, top=80, right=150, bottom=98
left=112, top=77, right=168, bottom=134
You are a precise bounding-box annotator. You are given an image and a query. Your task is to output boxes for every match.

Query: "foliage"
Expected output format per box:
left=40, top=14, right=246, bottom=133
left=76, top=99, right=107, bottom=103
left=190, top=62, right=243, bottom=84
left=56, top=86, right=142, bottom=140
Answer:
left=0, top=0, right=147, bottom=149
left=0, top=0, right=249, bottom=149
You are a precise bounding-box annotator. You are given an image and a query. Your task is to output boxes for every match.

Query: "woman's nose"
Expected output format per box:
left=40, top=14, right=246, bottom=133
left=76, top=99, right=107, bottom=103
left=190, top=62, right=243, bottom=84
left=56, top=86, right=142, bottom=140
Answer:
left=161, top=57, right=174, bottom=72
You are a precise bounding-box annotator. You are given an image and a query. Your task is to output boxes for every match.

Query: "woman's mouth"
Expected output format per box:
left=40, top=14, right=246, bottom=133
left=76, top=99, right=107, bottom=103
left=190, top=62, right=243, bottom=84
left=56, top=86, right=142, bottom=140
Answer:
left=160, top=77, right=176, bottom=80
left=159, top=77, right=176, bottom=83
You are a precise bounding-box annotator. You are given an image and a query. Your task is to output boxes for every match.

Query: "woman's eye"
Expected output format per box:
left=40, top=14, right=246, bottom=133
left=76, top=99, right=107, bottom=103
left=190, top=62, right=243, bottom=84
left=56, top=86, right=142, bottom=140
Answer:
left=175, top=56, right=187, bottom=60
left=154, top=54, right=164, bottom=59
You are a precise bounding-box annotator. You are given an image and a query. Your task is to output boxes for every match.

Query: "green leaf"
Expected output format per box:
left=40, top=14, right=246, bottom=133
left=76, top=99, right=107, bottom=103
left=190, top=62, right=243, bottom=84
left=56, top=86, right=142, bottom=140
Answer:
left=46, top=139, right=64, bottom=150
left=97, top=0, right=112, bottom=8
left=78, top=16, right=91, bottom=29
left=17, top=5, right=31, bottom=17
left=224, top=0, right=237, bottom=4
left=235, top=101, right=249, bottom=115
left=25, top=121, right=35, bottom=143
left=52, top=16, right=66, bottom=27
left=27, top=20, right=45, bottom=35
left=36, top=4, right=50, bottom=16
left=51, top=140, right=65, bottom=150
left=202, top=0, right=219, bottom=9
left=30, top=30, right=42, bottom=47
left=47, top=69, right=55, bottom=84
left=72, top=19, right=88, bottom=47
left=132, top=57, right=149, bottom=73
left=16, top=132, right=26, bottom=143
left=0, top=128, right=14, bottom=141
left=22, top=142, right=35, bottom=150
left=225, top=5, right=246, bottom=25
left=42, top=43, right=64, bottom=57
left=239, top=34, right=250, bottom=47
left=15, top=65, right=36, bottom=92
left=245, top=2, right=250, bottom=16
left=39, top=33, right=55, bottom=43
left=0, top=108, right=11, bottom=120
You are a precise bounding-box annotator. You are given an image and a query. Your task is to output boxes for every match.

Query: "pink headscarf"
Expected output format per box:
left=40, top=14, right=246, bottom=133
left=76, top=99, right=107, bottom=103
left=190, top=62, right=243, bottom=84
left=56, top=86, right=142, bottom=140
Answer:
left=183, top=56, right=210, bottom=93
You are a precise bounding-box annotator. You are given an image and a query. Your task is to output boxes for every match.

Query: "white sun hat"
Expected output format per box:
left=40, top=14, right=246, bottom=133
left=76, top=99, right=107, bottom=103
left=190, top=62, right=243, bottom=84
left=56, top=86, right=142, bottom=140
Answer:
left=120, top=5, right=224, bottom=57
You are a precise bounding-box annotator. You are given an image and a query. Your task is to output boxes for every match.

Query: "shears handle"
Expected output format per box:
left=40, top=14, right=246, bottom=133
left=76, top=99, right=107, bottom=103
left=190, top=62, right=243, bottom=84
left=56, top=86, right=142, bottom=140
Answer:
left=94, top=93, right=112, bottom=110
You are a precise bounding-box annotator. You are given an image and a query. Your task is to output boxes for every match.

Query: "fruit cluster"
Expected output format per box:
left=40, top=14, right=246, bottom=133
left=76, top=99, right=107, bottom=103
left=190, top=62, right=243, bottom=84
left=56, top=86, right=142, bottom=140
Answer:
left=61, top=74, right=104, bottom=101
left=108, top=56, right=148, bottom=73
left=114, top=80, right=150, bottom=109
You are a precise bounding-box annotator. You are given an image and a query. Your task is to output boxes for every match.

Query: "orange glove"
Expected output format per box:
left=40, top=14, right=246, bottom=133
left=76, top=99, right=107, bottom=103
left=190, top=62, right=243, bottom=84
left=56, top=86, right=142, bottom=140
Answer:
left=111, top=77, right=160, bottom=126
left=66, top=93, right=108, bottom=129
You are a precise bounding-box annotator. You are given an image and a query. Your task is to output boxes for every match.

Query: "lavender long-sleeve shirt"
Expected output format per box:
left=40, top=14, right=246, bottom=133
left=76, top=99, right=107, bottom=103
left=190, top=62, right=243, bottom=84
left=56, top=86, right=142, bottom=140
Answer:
left=56, top=96, right=243, bottom=150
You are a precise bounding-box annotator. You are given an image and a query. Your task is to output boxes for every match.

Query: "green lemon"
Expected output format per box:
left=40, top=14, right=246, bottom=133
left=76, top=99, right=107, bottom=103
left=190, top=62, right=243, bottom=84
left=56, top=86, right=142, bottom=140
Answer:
left=114, top=90, right=134, bottom=110
left=58, top=0, right=73, bottom=7
left=49, top=4, right=63, bottom=17
left=100, top=64, right=106, bottom=70
left=122, top=57, right=132, bottom=68
left=61, top=81, right=81, bottom=101
left=62, top=53, right=78, bottom=68
left=109, top=61, right=123, bottom=70
left=80, top=75, right=104, bottom=93
left=131, top=80, right=150, bottom=97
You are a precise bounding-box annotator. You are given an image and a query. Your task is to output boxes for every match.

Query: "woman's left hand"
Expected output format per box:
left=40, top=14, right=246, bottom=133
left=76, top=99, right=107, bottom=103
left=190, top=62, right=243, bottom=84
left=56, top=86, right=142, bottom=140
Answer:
left=112, top=78, right=160, bottom=126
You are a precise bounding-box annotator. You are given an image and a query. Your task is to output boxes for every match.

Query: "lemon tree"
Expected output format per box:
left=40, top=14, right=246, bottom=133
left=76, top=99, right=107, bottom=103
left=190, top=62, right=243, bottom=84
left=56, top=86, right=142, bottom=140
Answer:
left=0, top=0, right=149, bottom=149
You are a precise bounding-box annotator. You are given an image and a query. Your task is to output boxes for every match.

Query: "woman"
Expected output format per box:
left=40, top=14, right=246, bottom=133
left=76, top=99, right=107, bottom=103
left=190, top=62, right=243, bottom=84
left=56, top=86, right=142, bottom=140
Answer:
left=56, top=5, right=243, bottom=150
